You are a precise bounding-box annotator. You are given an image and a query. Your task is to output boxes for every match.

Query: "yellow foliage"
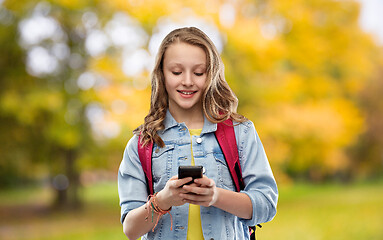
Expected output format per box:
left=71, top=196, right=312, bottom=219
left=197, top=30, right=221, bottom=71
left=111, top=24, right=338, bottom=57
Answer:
left=258, top=98, right=364, bottom=175
left=88, top=55, right=151, bottom=132
left=95, top=0, right=380, bottom=180
left=29, top=0, right=379, bottom=179
left=3, top=0, right=382, bottom=185
left=1, top=89, right=63, bottom=125
left=53, top=0, right=90, bottom=10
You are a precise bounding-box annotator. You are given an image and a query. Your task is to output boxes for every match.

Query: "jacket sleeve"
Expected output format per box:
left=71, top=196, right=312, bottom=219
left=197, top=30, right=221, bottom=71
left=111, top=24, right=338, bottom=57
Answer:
left=235, top=121, right=278, bottom=226
left=118, top=134, right=148, bottom=224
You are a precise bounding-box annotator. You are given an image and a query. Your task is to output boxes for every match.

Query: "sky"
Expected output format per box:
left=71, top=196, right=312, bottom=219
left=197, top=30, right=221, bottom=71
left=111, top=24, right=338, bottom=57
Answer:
left=357, top=0, right=383, bottom=45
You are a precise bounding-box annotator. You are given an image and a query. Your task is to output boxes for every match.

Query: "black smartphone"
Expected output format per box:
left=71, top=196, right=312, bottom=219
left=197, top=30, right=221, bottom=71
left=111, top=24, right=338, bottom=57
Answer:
left=178, top=166, right=203, bottom=184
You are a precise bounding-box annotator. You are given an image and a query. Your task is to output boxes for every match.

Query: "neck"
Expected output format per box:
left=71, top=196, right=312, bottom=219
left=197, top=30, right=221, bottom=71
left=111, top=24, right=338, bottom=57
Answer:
left=168, top=106, right=204, bottom=129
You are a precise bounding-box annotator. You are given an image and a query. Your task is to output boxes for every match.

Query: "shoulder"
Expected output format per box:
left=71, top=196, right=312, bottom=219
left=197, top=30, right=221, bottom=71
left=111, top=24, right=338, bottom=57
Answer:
left=232, top=119, right=260, bottom=146
left=233, top=119, right=255, bottom=134
left=119, top=134, right=142, bottom=174
left=127, top=133, right=139, bottom=146
left=123, top=134, right=140, bottom=157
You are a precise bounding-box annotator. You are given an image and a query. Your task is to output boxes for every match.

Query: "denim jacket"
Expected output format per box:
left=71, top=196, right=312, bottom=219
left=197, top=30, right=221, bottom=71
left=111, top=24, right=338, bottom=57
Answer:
left=118, top=111, right=278, bottom=240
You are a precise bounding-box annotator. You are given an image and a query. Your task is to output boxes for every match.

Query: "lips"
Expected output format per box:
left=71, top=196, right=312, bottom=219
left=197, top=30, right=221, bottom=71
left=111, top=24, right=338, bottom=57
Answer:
left=177, top=90, right=197, bottom=95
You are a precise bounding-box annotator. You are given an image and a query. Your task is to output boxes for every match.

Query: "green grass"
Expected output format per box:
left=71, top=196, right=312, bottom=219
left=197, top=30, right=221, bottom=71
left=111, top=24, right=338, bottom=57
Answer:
left=1, top=180, right=383, bottom=240
left=0, top=182, right=125, bottom=240
left=258, top=181, right=383, bottom=240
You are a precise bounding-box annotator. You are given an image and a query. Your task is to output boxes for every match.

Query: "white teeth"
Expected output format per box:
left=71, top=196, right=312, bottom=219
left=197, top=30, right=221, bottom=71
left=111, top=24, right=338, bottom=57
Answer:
left=180, top=91, right=194, bottom=95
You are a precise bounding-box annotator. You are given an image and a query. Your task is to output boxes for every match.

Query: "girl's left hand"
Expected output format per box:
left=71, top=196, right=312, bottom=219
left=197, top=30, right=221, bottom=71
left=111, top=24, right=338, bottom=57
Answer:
left=180, top=176, right=218, bottom=207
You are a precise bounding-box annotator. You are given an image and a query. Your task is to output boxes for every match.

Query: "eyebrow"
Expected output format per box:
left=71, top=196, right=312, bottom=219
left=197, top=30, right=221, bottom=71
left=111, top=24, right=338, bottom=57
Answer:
left=167, top=63, right=206, bottom=68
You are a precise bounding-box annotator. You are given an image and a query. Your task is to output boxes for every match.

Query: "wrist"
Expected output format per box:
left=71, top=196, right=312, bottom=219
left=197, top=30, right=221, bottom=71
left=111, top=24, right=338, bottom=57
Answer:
left=211, top=187, right=221, bottom=207
left=155, top=191, right=172, bottom=210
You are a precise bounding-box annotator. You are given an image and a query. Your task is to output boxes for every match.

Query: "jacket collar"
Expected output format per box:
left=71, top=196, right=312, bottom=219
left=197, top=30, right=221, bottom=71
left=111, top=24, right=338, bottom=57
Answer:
left=162, top=110, right=179, bottom=131
left=162, top=110, right=217, bottom=134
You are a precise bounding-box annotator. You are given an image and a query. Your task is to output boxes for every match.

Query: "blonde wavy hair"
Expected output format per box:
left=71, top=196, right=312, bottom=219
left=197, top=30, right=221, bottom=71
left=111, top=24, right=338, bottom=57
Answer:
left=134, top=27, right=247, bottom=147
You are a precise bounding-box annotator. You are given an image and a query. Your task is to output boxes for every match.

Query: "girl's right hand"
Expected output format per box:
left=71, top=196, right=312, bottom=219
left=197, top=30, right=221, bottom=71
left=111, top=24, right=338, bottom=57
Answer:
left=155, top=175, right=193, bottom=210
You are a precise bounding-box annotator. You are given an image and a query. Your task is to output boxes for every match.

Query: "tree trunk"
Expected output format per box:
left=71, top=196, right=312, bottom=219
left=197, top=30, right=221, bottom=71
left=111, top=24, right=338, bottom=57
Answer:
left=53, top=149, right=82, bottom=209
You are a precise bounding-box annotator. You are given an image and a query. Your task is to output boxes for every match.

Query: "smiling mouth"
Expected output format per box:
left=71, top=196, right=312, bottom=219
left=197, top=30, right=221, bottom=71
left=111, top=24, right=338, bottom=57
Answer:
left=177, top=90, right=197, bottom=95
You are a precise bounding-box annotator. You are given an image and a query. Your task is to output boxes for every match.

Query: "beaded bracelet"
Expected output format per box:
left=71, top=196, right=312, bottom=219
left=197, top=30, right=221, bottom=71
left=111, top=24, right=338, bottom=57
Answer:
left=145, top=193, right=173, bottom=231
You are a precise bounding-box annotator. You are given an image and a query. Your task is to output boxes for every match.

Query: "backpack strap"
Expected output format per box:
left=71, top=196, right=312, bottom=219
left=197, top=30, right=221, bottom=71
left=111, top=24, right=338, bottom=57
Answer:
left=215, top=119, right=245, bottom=192
left=137, top=135, right=154, bottom=195
left=216, top=120, right=260, bottom=239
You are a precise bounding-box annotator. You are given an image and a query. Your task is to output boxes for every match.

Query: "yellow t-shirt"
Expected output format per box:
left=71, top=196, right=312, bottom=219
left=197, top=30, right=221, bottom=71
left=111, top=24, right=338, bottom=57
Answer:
left=187, top=129, right=204, bottom=240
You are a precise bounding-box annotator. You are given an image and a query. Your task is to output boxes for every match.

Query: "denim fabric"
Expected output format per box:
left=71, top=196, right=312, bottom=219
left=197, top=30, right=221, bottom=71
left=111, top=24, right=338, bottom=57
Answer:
left=118, top=111, right=278, bottom=240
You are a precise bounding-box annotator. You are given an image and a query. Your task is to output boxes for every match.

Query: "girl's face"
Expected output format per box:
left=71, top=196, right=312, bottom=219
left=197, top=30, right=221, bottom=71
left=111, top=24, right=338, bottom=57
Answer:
left=163, top=42, right=207, bottom=116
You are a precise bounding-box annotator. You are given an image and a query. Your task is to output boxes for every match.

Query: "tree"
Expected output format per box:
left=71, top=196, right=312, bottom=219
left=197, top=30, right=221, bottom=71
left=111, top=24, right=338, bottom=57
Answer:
left=349, top=59, right=383, bottom=179
left=219, top=0, right=381, bottom=181
left=1, top=0, right=382, bottom=207
left=1, top=0, right=152, bottom=207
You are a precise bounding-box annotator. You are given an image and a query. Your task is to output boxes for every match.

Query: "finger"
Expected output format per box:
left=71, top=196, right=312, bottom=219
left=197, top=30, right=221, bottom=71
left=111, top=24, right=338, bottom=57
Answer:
left=179, top=184, right=198, bottom=194
left=194, top=177, right=214, bottom=187
left=181, top=193, right=211, bottom=203
left=174, top=177, right=193, bottom=188
left=187, top=182, right=201, bottom=188
left=182, top=185, right=211, bottom=196
left=169, top=175, right=178, bottom=180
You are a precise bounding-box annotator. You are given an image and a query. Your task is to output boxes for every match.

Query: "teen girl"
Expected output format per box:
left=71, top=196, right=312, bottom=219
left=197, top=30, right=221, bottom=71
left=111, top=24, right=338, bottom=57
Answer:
left=118, top=27, right=278, bottom=240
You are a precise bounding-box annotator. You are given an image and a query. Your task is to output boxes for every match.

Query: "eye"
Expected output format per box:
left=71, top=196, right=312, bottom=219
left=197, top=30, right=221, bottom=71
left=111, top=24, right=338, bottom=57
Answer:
left=194, top=72, right=204, bottom=76
left=172, top=72, right=182, bottom=75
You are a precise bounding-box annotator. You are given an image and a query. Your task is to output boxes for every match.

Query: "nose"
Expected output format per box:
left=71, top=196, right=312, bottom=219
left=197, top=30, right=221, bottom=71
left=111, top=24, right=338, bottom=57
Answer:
left=181, top=71, right=194, bottom=86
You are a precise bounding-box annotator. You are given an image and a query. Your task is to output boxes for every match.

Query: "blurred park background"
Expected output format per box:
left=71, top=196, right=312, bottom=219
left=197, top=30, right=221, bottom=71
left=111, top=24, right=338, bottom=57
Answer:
left=1, top=0, right=383, bottom=239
